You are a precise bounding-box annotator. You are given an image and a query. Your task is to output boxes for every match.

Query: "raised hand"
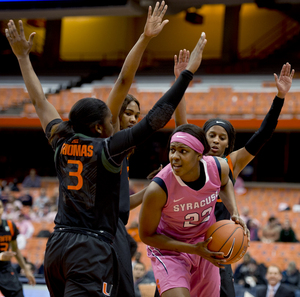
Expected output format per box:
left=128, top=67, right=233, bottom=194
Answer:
left=143, top=1, right=169, bottom=38
left=185, top=32, right=207, bottom=74
left=274, top=62, right=295, bottom=99
left=5, top=20, right=36, bottom=59
left=174, top=49, right=190, bottom=79
left=194, top=237, right=226, bottom=268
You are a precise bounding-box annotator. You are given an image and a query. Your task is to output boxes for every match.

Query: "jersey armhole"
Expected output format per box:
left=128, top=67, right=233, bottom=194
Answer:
left=152, top=177, right=168, bottom=202
left=7, top=220, right=15, bottom=237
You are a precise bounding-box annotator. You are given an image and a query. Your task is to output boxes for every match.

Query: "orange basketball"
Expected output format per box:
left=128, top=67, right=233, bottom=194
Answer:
left=204, top=220, right=248, bottom=264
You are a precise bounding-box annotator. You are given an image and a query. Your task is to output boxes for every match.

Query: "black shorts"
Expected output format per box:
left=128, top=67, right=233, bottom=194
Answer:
left=0, top=264, right=24, bottom=297
left=220, top=265, right=235, bottom=297
left=112, top=218, right=135, bottom=297
left=44, top=230, right=119, bottom=297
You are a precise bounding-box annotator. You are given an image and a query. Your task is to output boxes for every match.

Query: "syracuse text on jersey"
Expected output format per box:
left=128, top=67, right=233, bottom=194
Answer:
left=173, top=190, right=220, bottom=212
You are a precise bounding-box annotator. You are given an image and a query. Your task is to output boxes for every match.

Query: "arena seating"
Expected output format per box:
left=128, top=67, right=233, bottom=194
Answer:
left=13, top=74, right=300, bottom=120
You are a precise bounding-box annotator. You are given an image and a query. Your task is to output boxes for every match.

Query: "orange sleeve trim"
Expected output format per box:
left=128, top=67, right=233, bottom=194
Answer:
left=7, top=220, right=15, bottom=237
left=226, top=155, right=234, bottom=176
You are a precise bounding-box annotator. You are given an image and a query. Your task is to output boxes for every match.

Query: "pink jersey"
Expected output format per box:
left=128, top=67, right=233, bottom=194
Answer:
left=155, top=156, right=221, bottom=242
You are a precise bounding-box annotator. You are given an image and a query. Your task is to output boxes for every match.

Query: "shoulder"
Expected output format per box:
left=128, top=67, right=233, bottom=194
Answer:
left=279, top=284, right=296, bottom=294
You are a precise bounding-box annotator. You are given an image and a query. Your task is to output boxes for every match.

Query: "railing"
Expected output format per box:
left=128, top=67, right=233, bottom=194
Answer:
left=239, top=18, right=300, bottom=59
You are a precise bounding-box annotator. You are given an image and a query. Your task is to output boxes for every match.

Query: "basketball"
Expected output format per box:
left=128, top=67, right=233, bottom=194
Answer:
left=204, top=220, right=248, bottom=264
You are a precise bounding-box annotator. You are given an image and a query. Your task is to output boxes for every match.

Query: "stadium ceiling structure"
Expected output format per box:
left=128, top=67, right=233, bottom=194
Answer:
left=1, top=0, right=300, bottom=20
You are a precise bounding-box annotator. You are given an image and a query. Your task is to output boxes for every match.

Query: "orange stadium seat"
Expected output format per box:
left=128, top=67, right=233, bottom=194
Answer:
left=185, top=92, right=216, bottom=115
left=254, top=93, right=274, bottom=115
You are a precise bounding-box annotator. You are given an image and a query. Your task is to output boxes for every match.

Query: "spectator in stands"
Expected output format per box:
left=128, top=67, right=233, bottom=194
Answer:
left=16, top=213, right=34, bottom=239
left=22, top=168, right=41, bottom=188
left=261, top=216, right=282, bottom=243
left=17, top=189, right=33, bottom=207
left=10, top=178, right=20, bottom=192
left=256, top=265, right=295, bottom=297
left=33, top=188, right=49, bottom=213
left=247, top=218, right=260, bottom=241
left=282, top=261, right=300, bottom=291
left=234, top=252, right=267, bottom=288
left=234, top=176, right=247, bottom=195
left=1, top=202, right=20, bottom=221
left=0, top=186, right=15, bottom=207
left=133, top=262, right=155, bottom=297
left=132, top=251, right=142, bottom=268
left=279, top=219, right=298, bottom=243
left=0, top=200, right=36, bottom=296
left=49, top=186, right=59, bottom=206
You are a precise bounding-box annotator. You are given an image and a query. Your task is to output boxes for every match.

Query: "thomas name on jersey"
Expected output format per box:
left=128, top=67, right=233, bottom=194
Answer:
left=173, top=190, right=219, bottom=212
left=60, top=143, right=94, bottom=157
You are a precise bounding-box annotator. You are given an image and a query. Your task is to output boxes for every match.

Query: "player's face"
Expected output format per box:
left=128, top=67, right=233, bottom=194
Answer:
left=169, top=142, right=201, bottom=182
left=266, top=266, right=282, bottom=286
left=120, top=101, right=140, bottom=130
left=101, top=112, right=114, bottom=138
left=205, top=125, right=229, bottom=157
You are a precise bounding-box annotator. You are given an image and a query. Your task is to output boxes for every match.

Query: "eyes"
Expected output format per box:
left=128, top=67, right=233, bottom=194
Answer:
left=125, top=111, right=139, bottom=120
left=208, top=132, right=227, bottom=141
left=170, top=148, right=187, bottom=154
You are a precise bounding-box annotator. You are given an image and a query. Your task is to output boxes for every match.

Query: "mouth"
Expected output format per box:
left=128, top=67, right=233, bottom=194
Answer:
left=172, top=164, right=181, bottom=171
left=210, top=146, right=219, bottom=154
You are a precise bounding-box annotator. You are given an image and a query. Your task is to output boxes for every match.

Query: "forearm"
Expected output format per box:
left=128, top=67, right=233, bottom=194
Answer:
left=130, top=187, right=147, bottom=210
left=108, top=70, right=193, bottom=163
left=174, top=95, right=188, bottom=127
left=245, top=96, right=284, bottom=155
left=17, top=56, right=46, bottom=107
left=140, top=232, right=197, bottom=254
left=118, top=33, right=152, bottom=83
left=15, top=249, right=27, bottom=270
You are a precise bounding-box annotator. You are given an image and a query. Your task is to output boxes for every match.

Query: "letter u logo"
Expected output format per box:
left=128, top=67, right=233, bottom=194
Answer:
left=103, top=282, right=113, bottom=296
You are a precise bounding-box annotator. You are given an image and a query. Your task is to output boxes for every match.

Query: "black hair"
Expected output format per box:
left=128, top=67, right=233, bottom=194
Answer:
left=119, top=94, right=140, bottom=130
left=49, top=98, right=109, bottom=143
left=203, top=118, right=236, bottom=156
left=147, top=124, right=209, bottom=180
left=170, top=123, right=210, bottom=155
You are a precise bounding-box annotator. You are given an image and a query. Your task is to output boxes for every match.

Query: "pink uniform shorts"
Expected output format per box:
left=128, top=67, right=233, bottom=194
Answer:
left=147, top=247, right=220, bottom=297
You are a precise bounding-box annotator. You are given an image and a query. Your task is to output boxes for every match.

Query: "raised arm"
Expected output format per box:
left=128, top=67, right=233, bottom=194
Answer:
left=229, top=62, right=295, bottom=178
left=174, top=49, right=190, bottom=127
left=107, top=32, right=207, bottom=164
left=5, top=20, right=61, bottom=132
left=106, top=1, right=169, bottom=133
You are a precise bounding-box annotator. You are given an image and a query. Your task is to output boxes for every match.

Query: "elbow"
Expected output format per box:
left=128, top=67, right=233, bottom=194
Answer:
left=139, top=229, right=153, bottom=246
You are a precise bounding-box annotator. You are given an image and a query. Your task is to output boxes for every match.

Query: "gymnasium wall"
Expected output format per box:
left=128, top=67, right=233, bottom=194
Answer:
left=21, top=3, right=291, bottom=61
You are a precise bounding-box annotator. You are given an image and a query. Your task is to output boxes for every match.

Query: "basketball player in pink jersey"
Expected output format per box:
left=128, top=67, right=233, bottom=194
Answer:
left=139, top=124, right=249, bottom=297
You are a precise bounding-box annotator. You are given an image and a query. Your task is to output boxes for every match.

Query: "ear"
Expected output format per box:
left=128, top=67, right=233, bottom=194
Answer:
left=197, top=153, right=202, bottom=161
left=94, top=123, right=102, bottom=135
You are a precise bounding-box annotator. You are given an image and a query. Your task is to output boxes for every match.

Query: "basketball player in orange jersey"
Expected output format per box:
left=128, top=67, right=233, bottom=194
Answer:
left=173, top=49, right=294, bottom=297
left=106, top=2, right=169, bottom=296
left=6, top=16, right=208, bottom=296
left=0, top=200, right=36, bottom=297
